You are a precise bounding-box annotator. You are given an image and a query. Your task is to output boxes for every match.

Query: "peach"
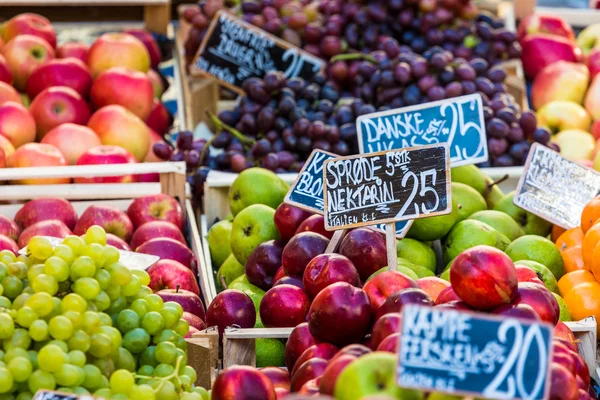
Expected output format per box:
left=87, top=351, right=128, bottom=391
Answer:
left=56, top=42, right=89, bottom=62
left=531, top=61, right=589, bottom=110
left=26, top=58, right=93, bottom=99
left=87, top=33, right=150, bottom=78
left=18, top=220, right=72, bottom=248
left=416, top=276, right=451, bottom=303
left=0, top=81, right=22, bottom=106
left=1, top=34, right=55, bottom=90
left=88, top=105, right=150, bottom=161
left=450, top=245, right=518, bottom=310
left=75, top=145, right=137, bottom=183
left=434, top=286, right=462, bottom=305
left=0, top=54, right=12, bottom=84
left=9, top=143, right=70, bottom=185
left=29, top=86, right=91, bottom=139
left=585, top=74, right=600, bottom=121
left=0, top=101, right=36, bottom=148
left=363, top=270, right=418, bottom=310
left=2, top=13, right=56, bottom=48
left=41, top=123, right=101, bottom=165
left=91, top=67, right=154, bottom=120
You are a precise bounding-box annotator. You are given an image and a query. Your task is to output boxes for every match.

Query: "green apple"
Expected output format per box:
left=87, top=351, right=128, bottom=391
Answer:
left=397, top=258, right=435, bottom=278
left=228, top=168, right=289, bottom=216
left=442, top=219, right=510, bottom=264
left=553, top=292, right=572, bottom=321
left=229, top=280, right=265, bottom=315
left=397, top=238, right=437, bottom=273
left=514, top=259, right=559, bottom=293
left=256, top=338, right=285, bottom=368
left=216, top=254, right=244, bottom=290
left=505, top=235, right=565, bottom=279
left=493, top=191, right=552, bottom=236
left=407, top=197, right=459, bottom=241
left=452, top=182, right=487, bottom=223
left=468, top=210, right=525, bottom=241
left=334, top=352, right=423, bottom=400
left=207, top=220, right=233, bottom=268
left=230, top=204, right=279, bottom=265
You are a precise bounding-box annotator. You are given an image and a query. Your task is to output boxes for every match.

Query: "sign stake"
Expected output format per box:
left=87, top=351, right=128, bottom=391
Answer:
left=325, top=230, right=345, bottom=253
left=386, top=223, right=397, bottom=271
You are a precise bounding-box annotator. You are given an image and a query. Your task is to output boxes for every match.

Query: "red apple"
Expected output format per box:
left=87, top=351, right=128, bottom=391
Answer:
left=0, top=54, right=12, bottom=84
left=260, top=367, right=290, bottom=390
left=492, top=303, right=541, bottom=321
left=549, top=362, right=578, bottom=400
left=434, top=286, right=462, bottom=305
left=41, top=123, right=101, bottom=165
left=123, top=29, right=162, bottom=69
left=274, top=203, right=312, bottom=243
left=1, top=34, right=55, bottom=90
left=74, top=145, right=137, bottom=183
left=9, top=143, right=70, bottom=184
left=57, top=42, right=89, bottom=62
left=145, top=99, right=172, bottom=136
left=106, top=233, right=131, bottom=251
left=0, top=82, right=21, bottom=106
left=18, top=220, right=72, bottom=248
left=156, top=287, right=205, bottom=320
left=515, top=264, right=545, bottom=286
left=0, top=214, right=19, bottom=241
left=290, top=359, right=328, bottom=393
left=450, top=245, right=518, bottom=310
left=15, top=197, right=78, bottom=230
left=137, top=237, right=197, bottom=276
left=416, top=277, right=450, bottom=303
left=0, top=235, right=19, bottom=255
left=554, top=321, right=577, bottom=345
left=74, top=204, right=133, bottom=241
left=308, top=282, right=373, bottom=346
left=205, top=289, right=256, bottom=335
left=285, top=323, right=318, bottom=372
left=211, top=366, right=276, bottom=400
left=260, top=284, right=310, bottom=328
left=587, top=47, right=600, bottom=80
left=91, top=67, right=154, bottom=120
left=87, top=33, right=150, bottom=78
left=0, top=101, right=36, bottom=148
left=26, top=58, right=93, bottom=99
left=88, top=105, right=150, bottom=161
left=339, top=228, right=387, bottom=281
left=245, top=240, right=284, bottom=291
left=331, top=344, right=371, bottom=360
left=371, top=313, right=402, bottom=350
left=363, top=270, right=418, bottom=310
left=521, top=34, right=582, bottom=79
left=181, top=311, right=206, bottom=331
left=512, top=282, right=560, bottom=324
left=282, top=232, right=329, bottom=278
left=375, top=288, right=434, bottom=320
left=2, top=13, right=56, bottom=48
left=29, top=86, right=91, bottom=139
left=147, top=69, right=164, bottom=98
left=291, top=343, right=339, bottom=377
left=127, top=193, right=184, bottom=230
left=302, top=253, right=360, bottom=299
left=377, top=332, right=401, bottom=353
left=148, top=259, right=200, bottom=296
left=130, top=221, right=185, bottom=250
left=295, top=215, right=334, bottom=239
left=517, top=14, right=575, bottom=41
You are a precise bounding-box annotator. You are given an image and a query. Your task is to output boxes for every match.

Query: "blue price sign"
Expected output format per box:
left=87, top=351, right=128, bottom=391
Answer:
left=398, top=305, right=552, bottom=400
left=357, top=94, right=487, bottom=167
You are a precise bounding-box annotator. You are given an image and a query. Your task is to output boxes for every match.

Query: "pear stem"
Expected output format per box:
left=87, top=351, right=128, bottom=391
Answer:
left=489, top=174, right=509, bottom=188
left=220, top=276, right=228, bottom=290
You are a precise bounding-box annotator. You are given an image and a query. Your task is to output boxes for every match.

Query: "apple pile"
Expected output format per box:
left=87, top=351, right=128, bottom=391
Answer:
left=0, top=13, right=173, bottom=181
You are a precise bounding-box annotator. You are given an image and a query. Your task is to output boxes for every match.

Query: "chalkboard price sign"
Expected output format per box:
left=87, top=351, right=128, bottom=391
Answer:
left=190, top=10, right=325, bottom=93
left=323, top=143, right=451, bottom=230
left=356, top=94, right=487, bottom=167
left=514, top=143, right=600, bottom=229
left=33, top=390, right=96, bottom=400
left=397, top=305, right=552, bottom=400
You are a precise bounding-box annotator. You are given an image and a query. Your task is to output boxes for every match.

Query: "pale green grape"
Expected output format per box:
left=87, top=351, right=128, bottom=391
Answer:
left=98, top=312, right=112, bottom=327
left=156, top=379, right=177, bottom=400
left=16, top=306, right=37, bottom=328
left=37, top=344, right=67, bottom=372
left=43, top=256, right=69, bottom=282
left=68, top=350, right=86, bottom=367
left=138, top=346, right=157, bottom=367
left=163, top=301, right=183, bottom=319
left=27, top=350, right=37, bottom=369
left=52, top=244, right=74, bottom=265
left=8, top=262, right=27, bottom=279
left=0, top=314, right=14, bottom=339
left=115, top=348, right=135, bottom=372
left=82, top=364, right=102, bottom=390
left=134, top=286, right=153, bottom=299
left=103, top=246, right=119, bottom=266
left=141, top=311, right=164, bottom=335
left=154, top=363, right=175, bottom=377
left=47, top=340, right=68, bottom=353
left=83, top=244, right=106, bottom=268
left=7, top=356, right=32, bottom=382
left=130, top=384, right=155, bottom=400
left=129, top=299, right=148, bottom=318
left=4, top=328, right=31, bottom=351
left=122, top=328, right=150, bottom=354
left=137, top=365, right=153, bottom=376
left=110, top=369, right=134, bottom=395
left=63, top=236, right=85, bottom=256
left=85, top=225, right=106, bottom=246
left=179, top=375, right=192, bottom=390
left=98, top=326, right=121, bottom=351
left=4, top=348, right=28, bottom=364
left=62, top=310, right=82, bottom=330
left=0, top=250, right=15, bottom=264
left=16, top=391, right=33, bottom=400
left=106, top=296, right=126, bottom=315
left=175, top=319, right=190, bottom=337
left=82, top=311, right=101, bottom=333
left=121, top=275, right=141, bottom=297
left=61, top=293, right=87, bottom=314
left=27, top=237, right=53, bottom=260
left=94, top=269, right=111, bottom=290
left=26, top=264, right=44, bottom=283
left=29, top=320, right=48, bottom=342
left=152, top=329, right=178, bottom=345
left=159, top=307, right=179, bottom=329
left=107, top=262, right=131, bottom=286
left=47, top=297, right=63, bottom=319
left=31, top=273, right=58, bottom=295
left=2, top=275, right=23, bottom=299
left=183, top=365, right=197, bottom=383
left=93, top=291, right=110, bottom=312
left=25, top=292, right=53, bottom=317
left=0, top=263, right=7, bottom=281
left=144, top=294, right=164, bottom=312
left=11, top=294, right=28, bottom=311
left=105, top=285, right=121, bottom=301
left=49, top=315, right=74, bottom=340
left=72, top=278, right=100, bottom=300
left=89, top=333, right=112, bottom=358
left=154, top=341, right=177, bottom=364
left=54, top=363, right=84, bottom=387
left=94, top=388, right=111, bottom=398
left=70, top=256, right=96, bottom=281
left=28, top=369, right=55, bottom=392
left=67, top=330, right=90, bottom=352
left=116, top=309, right=139, bottom=333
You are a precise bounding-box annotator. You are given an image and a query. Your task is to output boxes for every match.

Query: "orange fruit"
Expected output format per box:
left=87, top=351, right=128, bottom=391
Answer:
left=556, top=227, right=586, bottom=273
left=557, top=270, right=596, bottom=297
left=552, top=225, right=567, bottom=242
left=581, top=196, right=600, bottom=233
left=582, top=223, right=600, bottom=268
left=561, top=245, right=586, bottom=273
left=564, top=282, right=600, bottom=334
left=556, top=227, right=584, bottom=250
left=591, top=244, right=600, bottom=282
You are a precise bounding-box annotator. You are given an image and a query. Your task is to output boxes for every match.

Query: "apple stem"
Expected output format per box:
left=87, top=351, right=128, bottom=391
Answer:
left=176, top=284, right=180, bottom=294
left=206, top=111, right=256, bottom=146
left=330, top=53, right=376, bottom=63
left=220, top=276, right=228, bottom=290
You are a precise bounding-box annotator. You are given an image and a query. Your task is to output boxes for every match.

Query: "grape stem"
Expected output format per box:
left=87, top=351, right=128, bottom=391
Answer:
left=330, top=53, right=377, bottom=64
left=135, top=355, right=185, bottom=393
left=206, top=111, right=256, bottom=146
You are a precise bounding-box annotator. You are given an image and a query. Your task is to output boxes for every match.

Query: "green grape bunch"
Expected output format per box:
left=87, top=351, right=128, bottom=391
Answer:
left=0, top=225, right=209, bottom=400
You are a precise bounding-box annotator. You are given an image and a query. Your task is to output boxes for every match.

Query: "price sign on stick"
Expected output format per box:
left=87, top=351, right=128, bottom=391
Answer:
left=33, top=390, right=97, bottom=400
left=397, top=305, right=553, bottom=400
left=514, top=143, right=600, bottom=229
left=190, top=10, right=325, bottom=94
left=356, top=94, right=487, bottom=167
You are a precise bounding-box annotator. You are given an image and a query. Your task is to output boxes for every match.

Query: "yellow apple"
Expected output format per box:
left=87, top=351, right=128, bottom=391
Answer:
left=551, top=129, right=595, bottom=161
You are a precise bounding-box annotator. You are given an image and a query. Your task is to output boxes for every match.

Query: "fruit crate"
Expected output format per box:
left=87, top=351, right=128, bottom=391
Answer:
left=511, top=0, right=600, bottom=24
left=0, top=0, right=171, bottom=34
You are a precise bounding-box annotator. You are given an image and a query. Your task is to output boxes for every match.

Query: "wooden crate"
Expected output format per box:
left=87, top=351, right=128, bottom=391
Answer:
left=186, top=327, right=220, bottom=389
left=223, top=327, right=292, bottom=369
left=565, top=317, right=598, bottom=381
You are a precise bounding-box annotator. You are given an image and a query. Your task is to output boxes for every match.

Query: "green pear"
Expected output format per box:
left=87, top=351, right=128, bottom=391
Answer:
left=451, top=164, right=505, bottom=209
left=256, top=338, right=285, bottom=368
left=439, top=267, right=451, bottom=282
left=396, top=238, right=437, bottom=273
left=452, top=182, right=487, bottom=223
left=366, top=266, right=419, bottom=282
left=468, top=210, right=525, bottom=241
left=228, top=168, right=289, bottom=216
left=505, top=235, right=565, bottom=279
left=207, top=220, right=233, bottom=268
left=334, top=352, right=423, bottom=400
left=229, top=280, right=265, bottom=316
left=397, top=258, right=435, bottom=278
left=407, top=197, right=459, bottom=241
left=494, top=191, right=552, bottom=236
left=216, top=254, right=245, bottom=290
left=552, top=293, right=572, bottom=321
left=230, top=204, right=279, bottom=265
left=514, top=259, right=559, bottom=294
left=485, top=183, right=505, bottom=209
left=230, top=274, right=250, bottom=286
left=442, top=219, right=510, bottom=264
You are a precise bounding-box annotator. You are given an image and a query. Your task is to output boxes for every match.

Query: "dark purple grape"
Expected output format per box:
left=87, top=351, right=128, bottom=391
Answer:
left=297, top=136, right=312, bottom=153
left=445, top=82, right=463, bottom=98
left=403, top=84, right=421, bottom=105
left=286, top=77, right=305, bottom=94
left=532, top=128, right=551, bottom=145
left=357, top=104, right=376, bottom=116
left=312, top=140, right=331, bottom=152
left=263, top=71, right=285, bottom=92
left=469, top=58, right=489, bottom=75
left=283, top=133, right=297, bottom=149
left=483, top=106, right=494, bottom=121
left=487, top=67, right=507, bottom=83
left=215, top=152, right=231, bottom=168
left=265, top=130, right=279, bottom=143
left=293, top=118, right=310, bottom=137
left=488, top=137, right=508, bottom=156
left=462, top=81, right=477, bottom=95
left=219, top=110, right=241, bottom=126
left=240, top=113, right=257, bottom=134
left=176, top=131, right=194, bottom=150
left=519, top=111, right=538, bottom=137
left=171, top=151, right=185, bottom=162
left=277, top=151, right=294, bottom=169
left=476, top=22, right=494, bottom=41
left=507, top=124, right=524, bottom=143
left=327, top=127, right=341, bottom=143
left=427, top=86, right=446, bottom=101
left=340, top=123, right=356, bottom=141
left=509, top=141, right=531, bottom=161
left=496, top=108, right=517, bottom=124
left=184, top=150, right=201, bottom=168
left=262, top=153, right=280, bottom=170
left=153, top=141, right=173, bottom=160
left=252, top=138, right=272, bottom=158
left=487, top=118, right=509, bottom=138
left=231, top=153, right=247, bottom=173
left=192, top=139, right=207, bottom=152
left=336, top=106, right=354, bottom=125
left=308, top=121, right=327, bottom=139
left=257, top=107, right=275, bottom=132
left=439, top=67, right=455, bottom=85
left=494, top=154, right=515, bottom=167
left=455, top=64, right=476, bottom=81
left=475, top=77, right=495, bottom=96
left=410, top=59, right=428, bottom=78
left=332, top=141, right=349, bottom=156
left=418, top=76, right=437, bottom=93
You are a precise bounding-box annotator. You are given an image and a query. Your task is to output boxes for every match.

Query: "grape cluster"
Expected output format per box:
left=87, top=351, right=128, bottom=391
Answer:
left=153, top=131, right=210, bottom=172
left=0, top=228, right=208, bottom=400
